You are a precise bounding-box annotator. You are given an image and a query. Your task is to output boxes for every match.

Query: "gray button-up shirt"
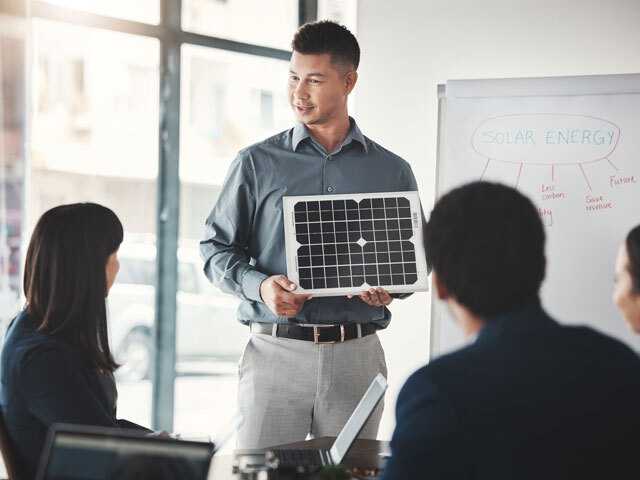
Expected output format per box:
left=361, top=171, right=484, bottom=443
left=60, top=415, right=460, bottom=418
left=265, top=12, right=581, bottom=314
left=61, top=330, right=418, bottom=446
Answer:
left=200, top=118, right=422, bottom=329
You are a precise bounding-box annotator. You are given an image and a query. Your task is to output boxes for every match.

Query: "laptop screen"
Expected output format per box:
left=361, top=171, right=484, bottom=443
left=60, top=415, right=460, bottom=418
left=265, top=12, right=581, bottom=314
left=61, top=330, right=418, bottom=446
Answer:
left=330, top=373, right=387, bottom=464
left=37, top=425, right=214, bottom=480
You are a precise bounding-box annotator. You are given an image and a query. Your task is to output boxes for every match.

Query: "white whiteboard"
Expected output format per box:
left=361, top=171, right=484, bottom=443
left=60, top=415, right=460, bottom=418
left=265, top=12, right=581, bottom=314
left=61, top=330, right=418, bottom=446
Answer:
left=433, top=73, right=640, bottom=357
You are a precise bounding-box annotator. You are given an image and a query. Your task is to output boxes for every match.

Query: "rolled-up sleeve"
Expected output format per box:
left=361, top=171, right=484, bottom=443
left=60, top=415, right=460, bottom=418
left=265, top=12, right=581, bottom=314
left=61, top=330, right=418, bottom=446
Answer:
left=200, top=153, right=268, bottom=303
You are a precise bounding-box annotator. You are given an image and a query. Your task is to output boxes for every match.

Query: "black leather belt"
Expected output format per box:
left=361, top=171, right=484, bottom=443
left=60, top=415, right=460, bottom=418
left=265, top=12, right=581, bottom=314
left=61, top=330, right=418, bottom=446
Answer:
left=250, top=322, right=377, bottom=344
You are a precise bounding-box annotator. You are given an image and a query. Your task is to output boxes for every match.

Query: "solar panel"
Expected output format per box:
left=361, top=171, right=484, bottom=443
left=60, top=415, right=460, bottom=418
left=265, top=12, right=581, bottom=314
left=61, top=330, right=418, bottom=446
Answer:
left=283, top=191, right=429, bottom=297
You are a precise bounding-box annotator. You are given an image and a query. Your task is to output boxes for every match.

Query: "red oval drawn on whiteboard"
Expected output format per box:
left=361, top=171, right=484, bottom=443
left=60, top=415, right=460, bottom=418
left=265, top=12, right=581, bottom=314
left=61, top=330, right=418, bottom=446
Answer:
left=471, top=113, right=621, bottom=166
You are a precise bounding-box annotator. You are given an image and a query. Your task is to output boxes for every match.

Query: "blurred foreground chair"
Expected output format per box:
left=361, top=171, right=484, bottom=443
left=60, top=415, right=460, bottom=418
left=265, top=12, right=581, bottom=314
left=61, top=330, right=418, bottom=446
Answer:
left=0, top=410, right=23, bottom=480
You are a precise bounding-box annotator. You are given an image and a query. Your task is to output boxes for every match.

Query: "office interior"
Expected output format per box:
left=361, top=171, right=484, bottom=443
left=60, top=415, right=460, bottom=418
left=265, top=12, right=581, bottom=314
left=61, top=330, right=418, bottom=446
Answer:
left=1, top=0, right=640, bottom=476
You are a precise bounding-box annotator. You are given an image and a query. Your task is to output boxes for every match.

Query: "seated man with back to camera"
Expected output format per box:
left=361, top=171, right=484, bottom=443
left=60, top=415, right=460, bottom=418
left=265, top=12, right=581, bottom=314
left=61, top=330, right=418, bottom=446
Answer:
left=382, top=181, right=640, bottom=479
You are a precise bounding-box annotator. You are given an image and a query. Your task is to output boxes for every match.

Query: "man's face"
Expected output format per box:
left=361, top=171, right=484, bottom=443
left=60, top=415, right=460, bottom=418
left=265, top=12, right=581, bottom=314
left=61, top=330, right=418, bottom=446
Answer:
left=287, top=51, right=355, bottom=126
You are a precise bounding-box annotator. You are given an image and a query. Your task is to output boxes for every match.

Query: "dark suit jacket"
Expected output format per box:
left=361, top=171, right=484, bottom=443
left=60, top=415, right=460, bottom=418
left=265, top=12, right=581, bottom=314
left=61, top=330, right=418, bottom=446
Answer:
left=0, top=309, right=150, bottom=478
left=382, top=306, right=640, bottom=479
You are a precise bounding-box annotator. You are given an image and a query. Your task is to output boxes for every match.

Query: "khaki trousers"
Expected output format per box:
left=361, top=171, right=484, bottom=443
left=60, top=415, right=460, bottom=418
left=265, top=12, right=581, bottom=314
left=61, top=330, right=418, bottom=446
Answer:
left=236, top=328, right=387, bottom=449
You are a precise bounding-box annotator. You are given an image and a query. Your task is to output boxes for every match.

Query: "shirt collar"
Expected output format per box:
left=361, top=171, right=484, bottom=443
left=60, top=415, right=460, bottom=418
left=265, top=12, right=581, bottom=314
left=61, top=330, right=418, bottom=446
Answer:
left=291, top=116, right=368, bottom=154
left=345, top=118, right=368, bottom=153
left=291, top=122, right=311, bottom=151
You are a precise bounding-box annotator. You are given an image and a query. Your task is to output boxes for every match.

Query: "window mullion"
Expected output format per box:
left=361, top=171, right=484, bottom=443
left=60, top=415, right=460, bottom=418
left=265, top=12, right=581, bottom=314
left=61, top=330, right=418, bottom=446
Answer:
left=152, top=0, right=181, bottom=433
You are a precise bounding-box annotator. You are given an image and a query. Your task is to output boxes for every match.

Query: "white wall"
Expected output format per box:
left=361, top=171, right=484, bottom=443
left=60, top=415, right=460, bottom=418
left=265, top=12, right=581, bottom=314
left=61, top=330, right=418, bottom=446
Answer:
left=355, top=0, right=640, bottom=440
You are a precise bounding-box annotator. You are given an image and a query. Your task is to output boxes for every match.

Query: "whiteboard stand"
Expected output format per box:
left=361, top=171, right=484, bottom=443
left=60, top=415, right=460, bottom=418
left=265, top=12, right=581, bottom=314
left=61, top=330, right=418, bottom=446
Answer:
left=428, top=83, right=448, bottom=361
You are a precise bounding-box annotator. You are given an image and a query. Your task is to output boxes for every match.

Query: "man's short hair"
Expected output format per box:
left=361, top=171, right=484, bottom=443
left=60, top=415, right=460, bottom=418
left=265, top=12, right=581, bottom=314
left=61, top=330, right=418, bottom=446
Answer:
left=424, top=182, right=546, bottom=318
left=292, top=20, right=360, bottom=70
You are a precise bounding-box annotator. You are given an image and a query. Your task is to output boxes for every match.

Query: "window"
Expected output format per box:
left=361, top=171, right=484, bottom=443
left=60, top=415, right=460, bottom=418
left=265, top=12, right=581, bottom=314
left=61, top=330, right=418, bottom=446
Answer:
left=39, top=0, right=160, bottom=25
left=0, top=0, right=358, bottom=440
left=176, top=44, right=290, bottom=446
left=317, top=0, right=358, bottom=34
left=31, top=18, right=160, bottom=427
left=182, top=0, right=298, bottom=50
left=179, top=45, right=290, bottom=187
left=0, top=14, right=27, bottom=343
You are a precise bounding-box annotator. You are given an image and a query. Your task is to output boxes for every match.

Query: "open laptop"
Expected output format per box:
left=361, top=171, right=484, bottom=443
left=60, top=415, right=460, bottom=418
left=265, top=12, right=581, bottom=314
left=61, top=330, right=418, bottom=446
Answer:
left=267, top=373, right=387, bottom=472
left=35, top=424, right=215, bottom=480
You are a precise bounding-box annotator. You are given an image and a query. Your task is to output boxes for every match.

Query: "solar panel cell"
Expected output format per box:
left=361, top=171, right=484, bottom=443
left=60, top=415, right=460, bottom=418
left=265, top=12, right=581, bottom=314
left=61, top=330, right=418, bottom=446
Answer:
left=326, top=278, right=339, bottom=288
left=351, top=265, right=364, bottom=276
left=403, top=251, right=416, bottom=262
left=360, top=210, right=372, bottom=220
left=299, top=257, right=311, bottom=267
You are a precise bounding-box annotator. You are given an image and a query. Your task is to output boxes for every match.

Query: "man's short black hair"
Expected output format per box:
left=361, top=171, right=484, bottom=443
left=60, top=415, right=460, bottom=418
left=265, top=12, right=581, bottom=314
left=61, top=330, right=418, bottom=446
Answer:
left=425, top=182, right=546, bottom=318
left=292, top=20, right=360, bottom=70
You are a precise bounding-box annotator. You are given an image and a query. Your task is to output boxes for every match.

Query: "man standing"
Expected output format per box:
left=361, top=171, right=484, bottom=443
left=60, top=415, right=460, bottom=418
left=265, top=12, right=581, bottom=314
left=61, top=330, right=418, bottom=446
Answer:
left=382, top=182, right=640, bottom=479
left=200, top=21, right=421, bottom=448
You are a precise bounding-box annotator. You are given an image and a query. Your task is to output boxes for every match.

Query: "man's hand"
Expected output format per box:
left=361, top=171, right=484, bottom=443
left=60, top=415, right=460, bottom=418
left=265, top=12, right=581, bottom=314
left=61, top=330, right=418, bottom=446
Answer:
left=260, top=275, right=312, bottom=318
left=348, top=287, right=394, bottom=306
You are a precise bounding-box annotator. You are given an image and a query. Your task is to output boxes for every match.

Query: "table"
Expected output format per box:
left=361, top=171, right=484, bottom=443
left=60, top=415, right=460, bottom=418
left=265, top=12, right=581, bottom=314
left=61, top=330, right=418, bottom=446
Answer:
left=208, top=437, right=389, bottom=479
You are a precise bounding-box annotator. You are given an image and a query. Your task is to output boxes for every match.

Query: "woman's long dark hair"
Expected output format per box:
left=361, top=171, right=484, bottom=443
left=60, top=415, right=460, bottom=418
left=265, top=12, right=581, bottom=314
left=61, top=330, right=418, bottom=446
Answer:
left=627, top=225, right=640, bottom=294
left=24, top=203, right=123, bottom=372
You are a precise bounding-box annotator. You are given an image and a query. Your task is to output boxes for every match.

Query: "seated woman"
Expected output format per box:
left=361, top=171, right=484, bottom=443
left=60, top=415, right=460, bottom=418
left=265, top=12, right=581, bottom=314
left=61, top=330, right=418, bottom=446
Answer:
left=0, top=203, right=157, bottom=478
left=614, top=224, right=640, bottom=332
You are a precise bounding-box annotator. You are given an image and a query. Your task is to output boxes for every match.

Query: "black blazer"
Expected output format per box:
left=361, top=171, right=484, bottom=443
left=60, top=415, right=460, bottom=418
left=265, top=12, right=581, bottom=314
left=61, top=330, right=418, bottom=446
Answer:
left=0, top=309, right=149, bottom=478
left=382, top=306, right=640, bottom=480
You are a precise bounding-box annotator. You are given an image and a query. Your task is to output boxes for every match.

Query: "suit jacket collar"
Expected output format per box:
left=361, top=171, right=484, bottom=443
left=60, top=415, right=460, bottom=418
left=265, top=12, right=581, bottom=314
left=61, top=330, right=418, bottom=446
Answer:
left=475, top=304, right=557, bottom=344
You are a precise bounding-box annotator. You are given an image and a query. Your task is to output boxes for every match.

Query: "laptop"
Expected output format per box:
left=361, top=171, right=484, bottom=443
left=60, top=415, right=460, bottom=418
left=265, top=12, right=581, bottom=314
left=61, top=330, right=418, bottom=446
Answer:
left=267, top=373, right=387, bottom=472
left=35, top=424, right=215, bottom=480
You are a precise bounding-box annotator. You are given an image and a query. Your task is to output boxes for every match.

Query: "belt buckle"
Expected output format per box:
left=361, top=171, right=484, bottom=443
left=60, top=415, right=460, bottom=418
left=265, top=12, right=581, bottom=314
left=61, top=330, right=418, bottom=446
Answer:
left=314, top=324, right=345, bottom=344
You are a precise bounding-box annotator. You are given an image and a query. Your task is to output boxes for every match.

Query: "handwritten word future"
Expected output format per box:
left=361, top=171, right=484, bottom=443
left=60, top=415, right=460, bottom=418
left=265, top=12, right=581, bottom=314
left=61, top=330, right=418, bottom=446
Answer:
left=610, top=175, right=636, bottom=187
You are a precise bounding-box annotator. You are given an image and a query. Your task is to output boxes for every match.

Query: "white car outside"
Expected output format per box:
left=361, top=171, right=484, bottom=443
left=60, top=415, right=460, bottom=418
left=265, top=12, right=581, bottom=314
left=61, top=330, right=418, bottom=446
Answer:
left=108, top=243, right=248, bottom=381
